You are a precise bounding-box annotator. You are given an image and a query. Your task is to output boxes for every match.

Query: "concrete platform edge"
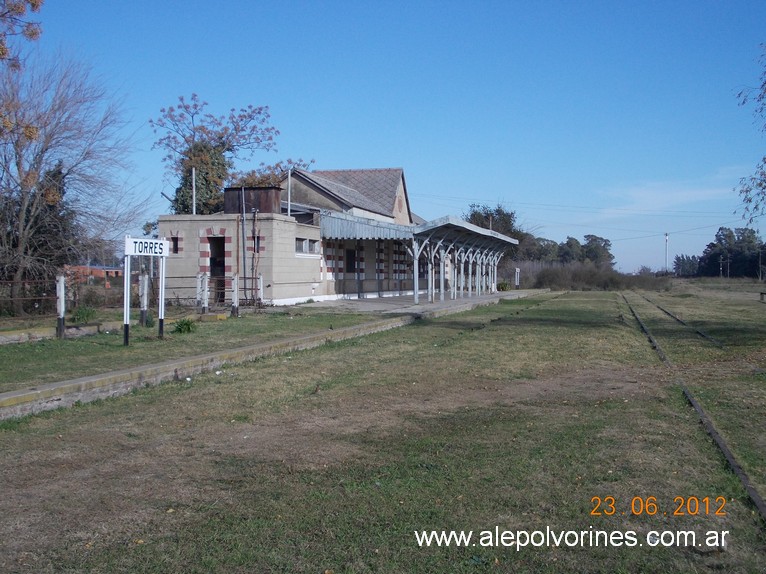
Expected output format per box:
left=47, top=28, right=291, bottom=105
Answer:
left=0, top=292, right=531, bottom=420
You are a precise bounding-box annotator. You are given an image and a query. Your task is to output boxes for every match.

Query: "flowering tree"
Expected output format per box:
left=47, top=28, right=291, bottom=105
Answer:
left=150, top=94, right=280, bottom=214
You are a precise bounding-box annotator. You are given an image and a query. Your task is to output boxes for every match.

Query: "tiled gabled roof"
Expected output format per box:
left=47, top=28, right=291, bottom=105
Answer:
left=307, top=168, right=405, bottom=218
left=294, top=170, right=387, bottom=216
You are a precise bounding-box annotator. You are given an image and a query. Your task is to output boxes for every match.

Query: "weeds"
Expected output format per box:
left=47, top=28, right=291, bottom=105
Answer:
left=70, top=305, right=97, bottom=324
left=172, top=317, right=197, bottom=334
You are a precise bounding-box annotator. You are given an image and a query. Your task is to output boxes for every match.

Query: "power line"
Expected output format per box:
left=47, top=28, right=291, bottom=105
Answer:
left=416, top=194, right=742, bottom=217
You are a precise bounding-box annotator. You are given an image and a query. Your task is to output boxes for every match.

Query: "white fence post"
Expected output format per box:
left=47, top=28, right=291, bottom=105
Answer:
left=158, top=254, right=166, bottom=338
left=231, top=274, right=239, bottom=317
left=56, top=275, right=66, bottom=339
left=202, top=273, right=209, bottom=314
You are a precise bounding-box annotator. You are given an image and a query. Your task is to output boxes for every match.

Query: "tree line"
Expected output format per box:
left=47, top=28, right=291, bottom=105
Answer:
left=675, top=227, right=765, bottom=278
left=463, top=203, right=616, bottom=268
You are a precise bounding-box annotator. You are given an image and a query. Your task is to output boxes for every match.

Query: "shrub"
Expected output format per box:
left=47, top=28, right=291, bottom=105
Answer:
left=172, top=317, right=197, bottom=334
left=80, top=287, right=105, bottom=308
left=534, top=267, right=571, bottom=290
left=71, top=306, right=97, bottom=324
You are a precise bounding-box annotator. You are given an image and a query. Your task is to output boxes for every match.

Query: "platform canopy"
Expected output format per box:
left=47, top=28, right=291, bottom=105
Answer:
left=319, top=210, right=414, bottom=241
left=412, top=215, right=518, bottom=252
left=320, top=211, right=517, bottom=248
left=320, top=211, right=518, bottom=304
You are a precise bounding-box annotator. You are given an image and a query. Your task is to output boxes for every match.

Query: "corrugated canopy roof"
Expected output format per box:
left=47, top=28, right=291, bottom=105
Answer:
left=320, top=211, right=414, bottom=240
left=320, top=211, right=518, bottom=253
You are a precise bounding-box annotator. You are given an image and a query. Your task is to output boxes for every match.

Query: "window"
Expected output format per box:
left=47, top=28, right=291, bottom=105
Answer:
left=170, top=236, right=179, bottom=254
left=296, top=238, right=320, bottom=255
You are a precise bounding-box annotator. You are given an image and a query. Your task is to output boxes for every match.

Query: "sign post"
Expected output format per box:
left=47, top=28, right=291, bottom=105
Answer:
left=123, top=236, right=170, bottom=346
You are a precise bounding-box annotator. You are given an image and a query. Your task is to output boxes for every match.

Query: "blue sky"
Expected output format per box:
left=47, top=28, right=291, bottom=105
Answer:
left=35, top=0, right=766, bottom=272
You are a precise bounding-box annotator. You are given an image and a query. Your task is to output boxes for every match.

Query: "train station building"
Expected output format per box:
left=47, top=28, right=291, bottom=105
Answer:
left=157, top=168, right=517, bottom=306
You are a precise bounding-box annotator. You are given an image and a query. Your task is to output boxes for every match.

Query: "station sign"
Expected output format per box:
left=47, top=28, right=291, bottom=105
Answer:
left=124, top=237, right=170, bottom=257
left=122, top=235, right=169, bottom=346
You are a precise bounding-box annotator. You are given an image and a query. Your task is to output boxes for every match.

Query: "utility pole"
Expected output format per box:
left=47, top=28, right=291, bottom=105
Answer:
left=192, top=167, right=196, bottom=215
left=665, top=233, right=669, bottom=273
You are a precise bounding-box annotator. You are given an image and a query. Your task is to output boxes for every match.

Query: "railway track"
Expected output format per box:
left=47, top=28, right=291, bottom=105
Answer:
left=620, top=291, right=766, bottom=523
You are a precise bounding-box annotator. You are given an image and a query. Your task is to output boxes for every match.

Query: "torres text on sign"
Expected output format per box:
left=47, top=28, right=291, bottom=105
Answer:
left=124, top=237, right=170, bottom=257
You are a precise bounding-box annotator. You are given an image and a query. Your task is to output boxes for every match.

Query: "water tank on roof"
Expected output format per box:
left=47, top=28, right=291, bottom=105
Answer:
left=223, top=186, right=281, bottom=214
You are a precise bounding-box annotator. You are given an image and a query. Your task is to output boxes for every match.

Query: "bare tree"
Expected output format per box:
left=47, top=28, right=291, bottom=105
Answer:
left=737, top=44, right=766, bottom=223
left=0, top=55, right=143, bottom=313
left=0, top=0, right=43, bottom=71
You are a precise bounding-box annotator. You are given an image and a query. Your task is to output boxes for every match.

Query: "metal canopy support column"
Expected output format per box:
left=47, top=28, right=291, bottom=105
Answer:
left=376, top=239, right=382, bottom=297
left=480, top=253, right=487, bottom=294
left=439, top=245, right=446, bottom=302
left=451, top=249, right=458, bottom=300
left=427, top=249, right=434, bottom=303
left=467, top=251, right=474, bottom=298
left=492, top=253, right=500, bottom=292
left=408, top=237, right=428, bottom=305
left=411, top=238, right=419, bottom=304
left=485, top=252, right=491, bottom=293
left=475, top=251, right=481, bottom=297
left=476, top=254, right=481, bottom=296
left=489, top=252, right=497, bottom=293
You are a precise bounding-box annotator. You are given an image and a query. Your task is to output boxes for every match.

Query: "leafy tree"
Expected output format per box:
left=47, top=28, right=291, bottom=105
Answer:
left=558, top=237, right=583, bottom=264
left=737, top=45, right=766, bottom=222
left=150, top=94, right=279, bottom=214
left=582, top=234, right=615, bottom=268
left=673, top=254, right=699, bottom=277
left=462, top=204, right=521, bottom=261
left=536, top=238, right=560, bottom=262
left=732, top=227, right=761, bottom=277
left=0, top=56, right=141, bottom=313
left=698, top=242, right=725, bottom=277
left=463, top=203, right=519, bottom=237
left=513, top=231, right=538, bottom=260
left=172, top=140, right=229, bottom=214
left=697, top=226, right=764, bottom=277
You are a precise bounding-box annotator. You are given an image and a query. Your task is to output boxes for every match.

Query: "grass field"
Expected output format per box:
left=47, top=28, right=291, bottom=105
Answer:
left=1, top=286, right=765, bottom=573
left=0, top=308, right=374, bottom=393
